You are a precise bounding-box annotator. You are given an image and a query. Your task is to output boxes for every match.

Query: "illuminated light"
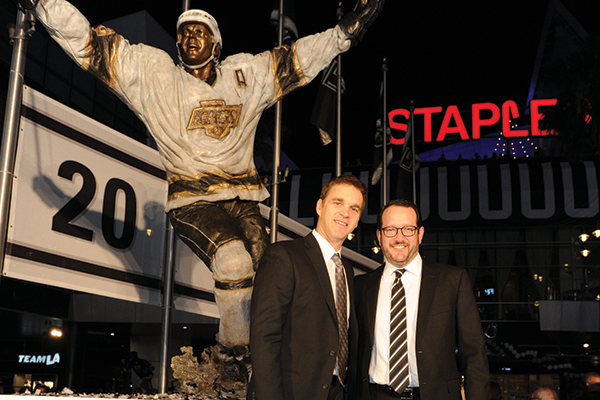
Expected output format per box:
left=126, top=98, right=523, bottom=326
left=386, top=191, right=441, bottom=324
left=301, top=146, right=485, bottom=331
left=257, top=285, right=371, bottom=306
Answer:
left=593, top=228, right=600, bottom=239
left=596, top=294, right=600, bottom=301
left=581, top=249, right=591, bottom=257
left=50, top=328, right=63, bottom=338
left=347, top=233, right=355, bottom=241
left=580, top=233, right=590, bottom=242
left=533, top=274, right=538, bottom=280
left=584, top=343, right=590, bottom=349
left=183, top=326, right=188, bottom=330
left=534, top=301, right=539, bottom=307
left=146, top=229, right=152, bottom=236
left=110, top=333, right=115, bottom=336
left=538, top=275, right=543, bottom=282
left=371, top=246, right=380, bottom=254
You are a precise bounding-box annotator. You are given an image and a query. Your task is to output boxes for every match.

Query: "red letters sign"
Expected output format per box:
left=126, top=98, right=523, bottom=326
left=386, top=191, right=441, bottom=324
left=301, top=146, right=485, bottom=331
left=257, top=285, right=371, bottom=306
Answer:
left=389, top=99, right=558, bottom=145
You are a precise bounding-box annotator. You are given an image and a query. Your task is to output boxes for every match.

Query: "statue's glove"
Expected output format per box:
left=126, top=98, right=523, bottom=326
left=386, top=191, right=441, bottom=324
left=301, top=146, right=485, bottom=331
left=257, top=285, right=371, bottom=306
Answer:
left=18, top=0, right=37, bottom=10
left=338, top=0, right=385, bottom=44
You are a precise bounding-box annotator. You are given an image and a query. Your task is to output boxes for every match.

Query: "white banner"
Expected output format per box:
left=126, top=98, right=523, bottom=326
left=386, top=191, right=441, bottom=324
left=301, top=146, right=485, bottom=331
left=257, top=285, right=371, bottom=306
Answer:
left=4, top=86, right=218, bottom=317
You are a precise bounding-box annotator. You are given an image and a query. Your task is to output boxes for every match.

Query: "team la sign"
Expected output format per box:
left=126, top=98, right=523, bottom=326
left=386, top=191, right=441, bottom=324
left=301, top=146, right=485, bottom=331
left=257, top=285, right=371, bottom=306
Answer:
left=389, top=99, right=558, bottom=145
left=18, top=353, right=60, bottom=365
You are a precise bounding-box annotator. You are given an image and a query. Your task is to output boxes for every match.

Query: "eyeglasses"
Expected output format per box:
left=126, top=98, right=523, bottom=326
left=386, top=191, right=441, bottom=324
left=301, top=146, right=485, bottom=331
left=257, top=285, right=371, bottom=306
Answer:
left=380, top=226, right=419, bottom=238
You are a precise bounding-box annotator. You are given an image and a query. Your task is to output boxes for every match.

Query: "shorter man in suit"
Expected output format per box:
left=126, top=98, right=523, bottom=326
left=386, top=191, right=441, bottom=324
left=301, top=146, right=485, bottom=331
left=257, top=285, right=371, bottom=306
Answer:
left=250, top=175, right=367, bottom=400
left=355, top=199, right=489, bottom=400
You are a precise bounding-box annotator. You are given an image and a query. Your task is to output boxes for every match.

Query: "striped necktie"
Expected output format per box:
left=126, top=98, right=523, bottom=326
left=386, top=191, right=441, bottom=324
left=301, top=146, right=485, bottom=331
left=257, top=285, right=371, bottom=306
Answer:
left=331, top=253, right=348, bottom=383
left=389, top=268, right=409, bottom=393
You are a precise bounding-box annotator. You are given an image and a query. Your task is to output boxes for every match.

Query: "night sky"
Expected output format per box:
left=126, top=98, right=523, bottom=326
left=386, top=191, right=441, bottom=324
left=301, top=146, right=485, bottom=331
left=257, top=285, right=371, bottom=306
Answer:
left=48, top=0, right=599, bottom=168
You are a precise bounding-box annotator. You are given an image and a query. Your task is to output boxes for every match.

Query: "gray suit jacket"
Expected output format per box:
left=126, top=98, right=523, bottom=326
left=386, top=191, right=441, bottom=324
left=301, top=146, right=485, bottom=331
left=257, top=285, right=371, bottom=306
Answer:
left=354, top=259, right=489, bottom=400
left=249, top=234, right=358, bottom=400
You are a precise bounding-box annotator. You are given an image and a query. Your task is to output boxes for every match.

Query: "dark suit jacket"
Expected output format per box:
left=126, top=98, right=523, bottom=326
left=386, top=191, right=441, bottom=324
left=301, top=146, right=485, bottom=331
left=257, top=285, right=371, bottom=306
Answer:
left=354, top=259, right=489, bottom=400
left=249, top=233, right=358, bottom=400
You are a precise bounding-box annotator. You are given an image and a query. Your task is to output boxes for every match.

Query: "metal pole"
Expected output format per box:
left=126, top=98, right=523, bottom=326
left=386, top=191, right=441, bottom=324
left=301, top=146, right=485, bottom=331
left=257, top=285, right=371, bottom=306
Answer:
left=335, top=4, right=344, bottom=177
left=410, top=101, right=416, bottom=204
left=0, top=8, right=33, bottom=278
left=158, top=1, right=187, bottom=389
left=382, top=59, right=388, bottom=205
left=269, top=0, right=284, bottom=243
left=159, top=222, right=176, bottom=393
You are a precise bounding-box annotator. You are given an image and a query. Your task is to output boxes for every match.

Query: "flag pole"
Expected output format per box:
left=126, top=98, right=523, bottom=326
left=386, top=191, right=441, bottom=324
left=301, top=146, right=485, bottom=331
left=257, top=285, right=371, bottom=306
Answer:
left=410, top=101, right=416, bottom=204
left=335, top=2, right=343, bottom=177
left=0, top=8, right=34, bottom=279
left=270, top=0, right=285, bottom=242
left=158, top=2, right=192, bottom=393
left=382, top=58, right=388, bottom=205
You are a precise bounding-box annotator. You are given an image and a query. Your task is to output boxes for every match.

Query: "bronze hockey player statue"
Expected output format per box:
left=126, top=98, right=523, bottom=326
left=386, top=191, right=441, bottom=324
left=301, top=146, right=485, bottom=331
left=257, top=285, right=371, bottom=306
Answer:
left=18, top=0, right=384, bottom=397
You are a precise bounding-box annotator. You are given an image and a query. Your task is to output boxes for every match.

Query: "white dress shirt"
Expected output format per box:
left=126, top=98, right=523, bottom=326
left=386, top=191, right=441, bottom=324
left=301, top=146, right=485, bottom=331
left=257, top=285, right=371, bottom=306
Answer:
left=369, top=253, right=422, bottom=387
left=312, top=230, right=350, bottom=377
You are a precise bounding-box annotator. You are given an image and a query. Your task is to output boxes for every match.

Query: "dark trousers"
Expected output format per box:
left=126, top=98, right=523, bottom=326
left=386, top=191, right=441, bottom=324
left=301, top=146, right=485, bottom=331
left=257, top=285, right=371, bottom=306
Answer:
left=369, top=384, right=420, bottom=400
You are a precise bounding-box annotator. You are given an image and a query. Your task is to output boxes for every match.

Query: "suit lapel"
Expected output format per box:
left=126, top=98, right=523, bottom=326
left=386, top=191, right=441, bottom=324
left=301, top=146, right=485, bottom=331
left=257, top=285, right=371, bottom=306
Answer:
left=416, top=260, right=439, bottom=335
left=304, top=234, right=337, bottom=318
left=366, top=266, right=384, bottom=344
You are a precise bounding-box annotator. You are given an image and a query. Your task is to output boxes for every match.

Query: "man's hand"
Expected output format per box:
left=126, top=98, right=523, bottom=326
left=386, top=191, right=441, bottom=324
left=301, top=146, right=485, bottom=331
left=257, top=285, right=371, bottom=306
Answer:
left=338, top=0, right=385, bottom=44
left=18, top=0, right=38, bottom=10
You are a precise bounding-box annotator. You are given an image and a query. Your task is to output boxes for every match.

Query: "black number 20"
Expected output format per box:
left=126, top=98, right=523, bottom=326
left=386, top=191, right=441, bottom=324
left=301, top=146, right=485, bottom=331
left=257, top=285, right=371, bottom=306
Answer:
left=52, top=160, right=137, bottom=249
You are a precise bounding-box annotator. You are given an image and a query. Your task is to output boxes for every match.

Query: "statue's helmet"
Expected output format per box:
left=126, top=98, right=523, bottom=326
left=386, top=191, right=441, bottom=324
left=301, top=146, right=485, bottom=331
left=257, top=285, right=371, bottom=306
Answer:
left=177, top=9, right=222, bottom=50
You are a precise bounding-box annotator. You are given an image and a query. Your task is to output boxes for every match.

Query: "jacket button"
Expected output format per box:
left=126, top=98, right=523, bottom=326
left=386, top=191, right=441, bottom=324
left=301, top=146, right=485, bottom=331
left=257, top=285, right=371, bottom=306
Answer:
left=363, top=377, right=368, bottom=382
left=322, top=383, right=329, bottom=389
left=330, top=351, right=336, bottom=356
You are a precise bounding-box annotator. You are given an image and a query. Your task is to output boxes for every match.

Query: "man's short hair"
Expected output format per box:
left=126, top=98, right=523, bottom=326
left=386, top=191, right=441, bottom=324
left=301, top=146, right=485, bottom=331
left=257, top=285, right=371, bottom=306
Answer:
left=532, top=387, right=559, bottom=400
left=377, top=199, right=422, bottom=229
left=319, top=175, right=367, bottom=212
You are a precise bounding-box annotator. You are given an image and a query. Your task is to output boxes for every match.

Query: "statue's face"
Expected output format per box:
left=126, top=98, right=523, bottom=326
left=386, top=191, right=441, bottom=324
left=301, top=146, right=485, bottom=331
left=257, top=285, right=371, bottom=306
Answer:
left=178, top=22, right=215, bottom=66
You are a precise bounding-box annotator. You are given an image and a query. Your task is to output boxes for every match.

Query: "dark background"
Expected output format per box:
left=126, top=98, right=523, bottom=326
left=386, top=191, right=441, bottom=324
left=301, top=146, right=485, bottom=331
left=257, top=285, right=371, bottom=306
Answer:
left=12, top=0, right=600, bottom=167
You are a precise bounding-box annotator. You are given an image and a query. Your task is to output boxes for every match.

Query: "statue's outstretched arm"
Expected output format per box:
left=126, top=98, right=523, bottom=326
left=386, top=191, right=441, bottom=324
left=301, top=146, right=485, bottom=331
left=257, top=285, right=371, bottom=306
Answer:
left=338, top=0, right=385, bottom=44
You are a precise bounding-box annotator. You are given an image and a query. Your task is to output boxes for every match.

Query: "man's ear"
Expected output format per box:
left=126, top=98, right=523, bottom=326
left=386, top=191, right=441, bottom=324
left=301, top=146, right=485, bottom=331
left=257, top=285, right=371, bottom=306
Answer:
left=213, top=43, right=221, bottom=60
left=316, top=198, right=322, bottom=217
left=376, top=229, right=381, bottom=246
left=417, top=226, right=425, bottom=244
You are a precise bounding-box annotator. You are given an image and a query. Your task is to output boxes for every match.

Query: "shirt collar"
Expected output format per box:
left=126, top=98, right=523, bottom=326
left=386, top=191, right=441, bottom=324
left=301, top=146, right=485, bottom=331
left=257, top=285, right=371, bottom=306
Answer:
left=382, top=253, right=422, bottom=280
left=312, top=230, right=338, bottom=261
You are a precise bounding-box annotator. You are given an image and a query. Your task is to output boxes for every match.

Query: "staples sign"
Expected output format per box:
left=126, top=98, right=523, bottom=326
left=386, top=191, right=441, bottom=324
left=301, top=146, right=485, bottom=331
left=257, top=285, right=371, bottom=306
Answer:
left=389, top=99, right=558, bottom=145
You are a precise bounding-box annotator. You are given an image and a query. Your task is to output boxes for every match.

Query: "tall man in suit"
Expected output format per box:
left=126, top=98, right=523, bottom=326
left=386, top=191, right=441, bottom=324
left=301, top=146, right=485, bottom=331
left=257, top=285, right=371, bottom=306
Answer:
left=250, top=175, right=367, bottom=400
left=355, top=199, right=489, bottom=400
